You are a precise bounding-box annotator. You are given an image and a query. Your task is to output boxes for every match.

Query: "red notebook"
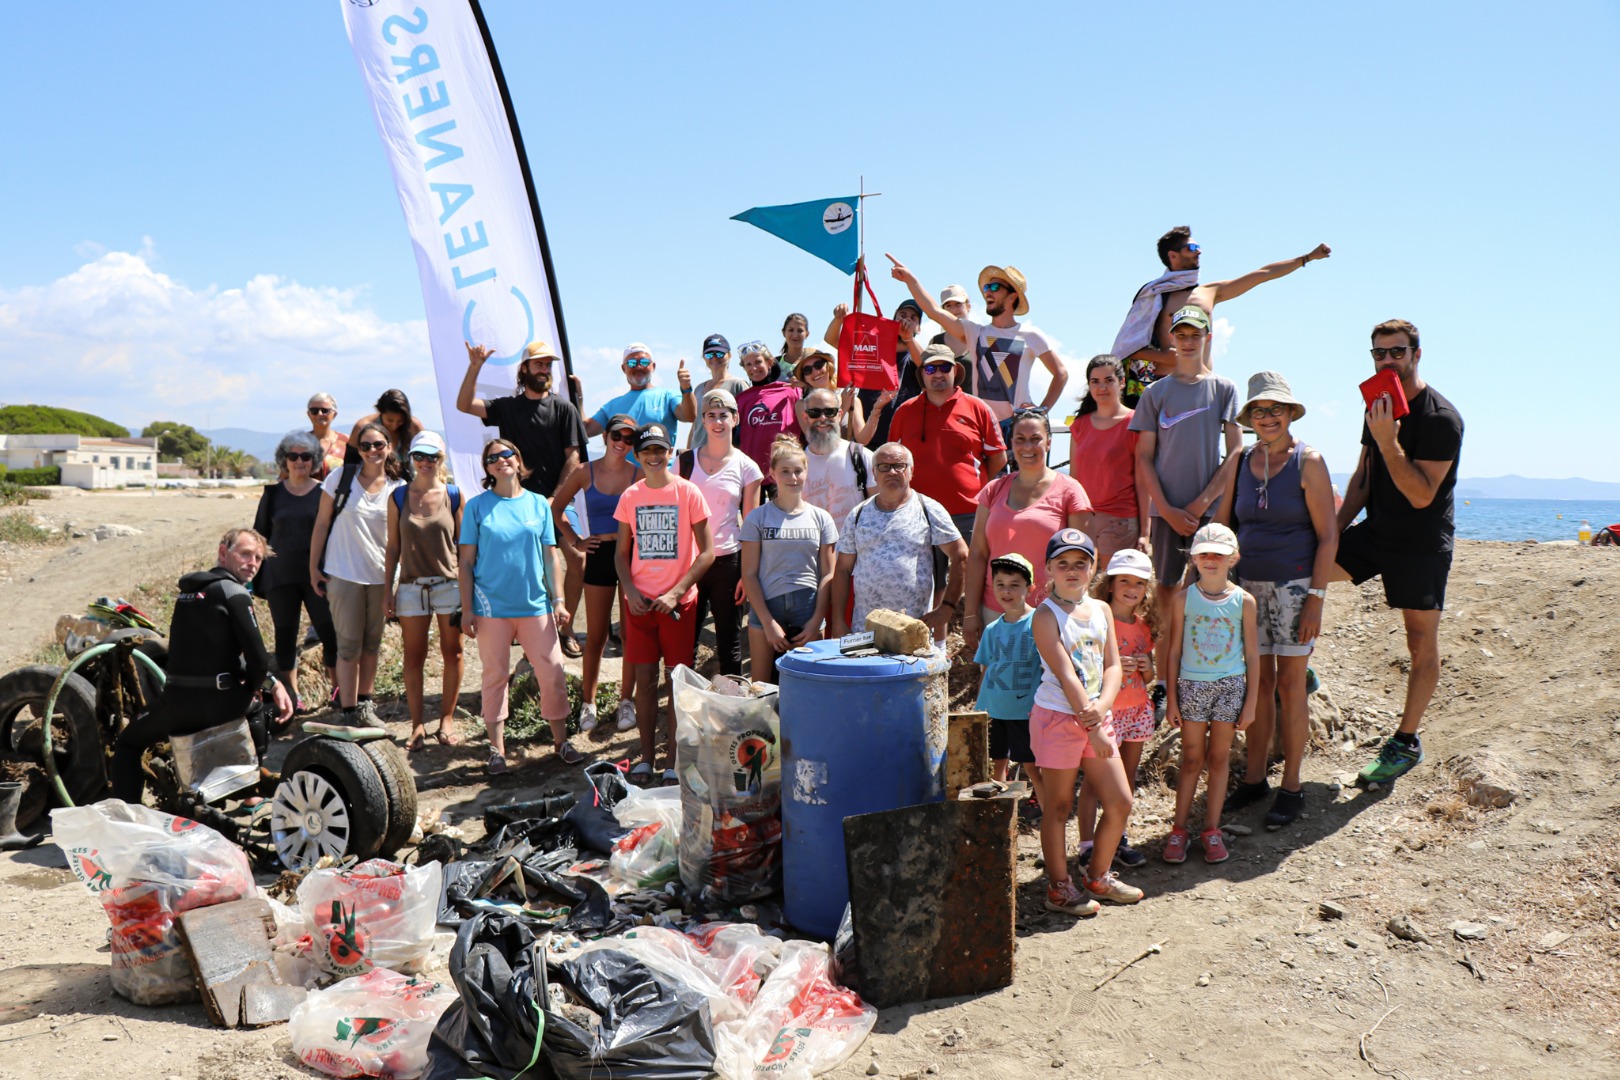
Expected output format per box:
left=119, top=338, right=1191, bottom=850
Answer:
left=1359, top=368, right=1410, bottom=420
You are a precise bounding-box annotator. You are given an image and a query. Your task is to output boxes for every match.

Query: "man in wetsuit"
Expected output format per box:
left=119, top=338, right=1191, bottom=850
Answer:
left=111, top=528, right=293, bottom=803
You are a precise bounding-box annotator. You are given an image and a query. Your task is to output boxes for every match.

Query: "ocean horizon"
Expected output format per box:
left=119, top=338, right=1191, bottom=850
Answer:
left=1454, top=497, right=1620, bottom=543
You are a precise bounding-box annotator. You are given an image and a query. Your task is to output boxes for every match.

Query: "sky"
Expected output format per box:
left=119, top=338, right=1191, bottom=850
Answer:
left=3, top=2, right=1617, bottom=480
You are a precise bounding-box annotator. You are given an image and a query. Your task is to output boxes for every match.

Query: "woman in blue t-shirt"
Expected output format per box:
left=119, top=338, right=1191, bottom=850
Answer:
left=458, top=438, right=584, bottom=774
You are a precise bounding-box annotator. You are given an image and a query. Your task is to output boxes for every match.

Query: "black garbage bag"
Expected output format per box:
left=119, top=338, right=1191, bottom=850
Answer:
left=484, top=790, right=578, bottom=834
left=562, top=799, right=627, bottom=856
left=424, top=912, right=717, bottom=1080
left=481, top=813, right=580, bottom=857
left=437, top=858, right=496, bottom=926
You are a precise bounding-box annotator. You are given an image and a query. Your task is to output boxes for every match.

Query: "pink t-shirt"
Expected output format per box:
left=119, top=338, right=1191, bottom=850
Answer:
left=613, top=476, right=711, bottom=604
left=1069, top=411, right=1140, bottom=519
left=736, top=382, right=803, bottom=474
left=1114, top=615, right=1153, bottom=709
left=975, top=472, right=1092, bottom=610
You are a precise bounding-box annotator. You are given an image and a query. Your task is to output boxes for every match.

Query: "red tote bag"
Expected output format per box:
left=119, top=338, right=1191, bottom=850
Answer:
left=836, top=272, right=899, bottom=391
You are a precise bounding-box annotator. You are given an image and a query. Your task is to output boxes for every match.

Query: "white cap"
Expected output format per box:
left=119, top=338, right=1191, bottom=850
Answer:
left=408, top=430, right=446, bottom=457
left=1104, top=548, right=1154, bottom=580
left=623, top=343, right=652, bottom=360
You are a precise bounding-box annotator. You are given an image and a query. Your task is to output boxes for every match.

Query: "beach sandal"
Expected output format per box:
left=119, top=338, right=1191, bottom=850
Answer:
left=435, top=725, right=460, bottom=747
left=628, top=761, right=654, bottom=786
left=406, top=733, right=427, bottom=753
left=555, top=740, right=585, bottom=766
left=660, top=768, right=679, bottom=787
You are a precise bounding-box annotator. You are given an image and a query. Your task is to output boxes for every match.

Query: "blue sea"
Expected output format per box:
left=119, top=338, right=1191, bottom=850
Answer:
left=1454, top=498, right=1620, bottom=542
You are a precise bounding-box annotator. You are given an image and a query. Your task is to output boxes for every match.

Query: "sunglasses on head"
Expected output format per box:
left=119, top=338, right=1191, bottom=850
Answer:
left=608, top=429, right=636, bottom=443
left=409, top=451, right=442, bottom=462
left=804, top=407, right=839, bottom=419
left=626, top=357, right=652, bottom=369
left=357, top=440, right=389, bottom=452
left=307, top=406, right=333, bottom=416
left=982, top=282, right=1012, bottom=294
left=921, top=362, right=956, bottom=375
left=284, top=452, right=314, bottom=462
left=483, top=448, right=516, bottom=465
left=1369, top=346, right=1412, bottom=360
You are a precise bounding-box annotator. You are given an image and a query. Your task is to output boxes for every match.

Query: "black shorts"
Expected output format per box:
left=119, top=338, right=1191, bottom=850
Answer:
left=1335, top=520, right=1452, bottom=611
left=584, top=539, right=620, bottom=588
left=989, top=717, right=1035, bottom=764
left=1149, top=516, right=1211, bottom=587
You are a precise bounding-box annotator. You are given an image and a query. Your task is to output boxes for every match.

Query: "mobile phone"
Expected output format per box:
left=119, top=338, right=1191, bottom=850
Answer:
left=1359, top=368, right=1409, bottom=420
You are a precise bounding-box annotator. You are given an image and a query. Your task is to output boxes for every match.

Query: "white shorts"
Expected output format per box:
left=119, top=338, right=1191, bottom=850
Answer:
left=396, top=576, right=460, bottom=618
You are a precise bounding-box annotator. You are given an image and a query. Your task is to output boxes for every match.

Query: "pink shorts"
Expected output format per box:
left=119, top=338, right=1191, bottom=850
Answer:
left=1111, top=701, right=1156, bottom=743
left=1029, top=704, right=1116, bottom=770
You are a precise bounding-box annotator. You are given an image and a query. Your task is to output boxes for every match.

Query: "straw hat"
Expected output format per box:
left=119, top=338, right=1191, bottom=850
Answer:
left=977, top=265, right=1029, bottom=316
left=1238, top=370, right=1307, bottom=428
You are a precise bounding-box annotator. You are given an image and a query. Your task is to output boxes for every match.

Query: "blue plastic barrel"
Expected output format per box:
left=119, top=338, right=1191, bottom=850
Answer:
left=776, top=638, right=952, bottom=939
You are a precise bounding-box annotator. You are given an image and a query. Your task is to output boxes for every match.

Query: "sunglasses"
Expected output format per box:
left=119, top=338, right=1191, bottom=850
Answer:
left=921, top=362, right=956, bottom=375
left=357, top=440, right=389, bottom=452
left=1369, top=346, right=1412, bottom=360
left=1183, top=242, right=1202, bottom=254
left=804, top=407, right=839, bottom=419
left=608, top=430, right=636, bottom=443
left=1248, top=404, right=1291, bottom=419
left=626, top=357, right=652, bottom=369
left=307, top=407, right=334, bottom=416
left=409, top=451, right=442, bottom=462
left=702, top=350, right=727, bottom=361
left=982, top=282, right=1012, bottom=294
left=284, top=452, right=314, bottom=463
left=799, top=358, right=831, bottom=374
left=483, top=449, right=516, bottom=465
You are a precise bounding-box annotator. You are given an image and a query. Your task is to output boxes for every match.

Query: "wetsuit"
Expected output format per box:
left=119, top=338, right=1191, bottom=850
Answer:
left=111, top=566, right=279, bottom=802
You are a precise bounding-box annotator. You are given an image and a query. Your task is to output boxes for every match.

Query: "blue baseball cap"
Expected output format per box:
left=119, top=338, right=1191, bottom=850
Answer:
left=1045, top=528, right=1097, bottom=563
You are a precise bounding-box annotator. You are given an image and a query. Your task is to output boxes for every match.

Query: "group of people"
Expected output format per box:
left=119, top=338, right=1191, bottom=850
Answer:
left=149, top=226, right=1464, bottom=919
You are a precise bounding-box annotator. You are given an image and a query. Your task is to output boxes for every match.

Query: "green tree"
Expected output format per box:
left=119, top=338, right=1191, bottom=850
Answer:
left=143, top=421, right=211, bottom=462
left=0, top=405, right=129, bottom=437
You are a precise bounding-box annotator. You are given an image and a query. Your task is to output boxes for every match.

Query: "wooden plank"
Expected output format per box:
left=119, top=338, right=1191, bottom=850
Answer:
left=175, top=897, right=280, bottom=1028
left=242, top=983, right=308, bottom=1028
left=843, top=793, right=1019, bottom=1008
left=945, top=712, right=990, bottom=800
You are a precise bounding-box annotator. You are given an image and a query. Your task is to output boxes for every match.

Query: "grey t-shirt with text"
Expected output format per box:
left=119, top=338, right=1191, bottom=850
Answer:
left=740, top=501, right=839, bottom=600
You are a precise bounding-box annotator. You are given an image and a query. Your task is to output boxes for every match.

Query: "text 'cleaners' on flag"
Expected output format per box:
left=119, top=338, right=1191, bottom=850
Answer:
left=732, top=196, right=860, bottom=274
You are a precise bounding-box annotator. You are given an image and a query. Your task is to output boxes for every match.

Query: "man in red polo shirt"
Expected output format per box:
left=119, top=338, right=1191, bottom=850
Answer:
left=890, top=343, right=1006, bottom=592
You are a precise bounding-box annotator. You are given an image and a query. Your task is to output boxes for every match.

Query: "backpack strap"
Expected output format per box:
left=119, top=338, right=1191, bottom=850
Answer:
left=850, top=444, right=868, bottom=499
left=391, top=485, right=407, bottom=513
left=329, top=461, right=361, bottom=520
left=448, top=484, right=461, bottom=516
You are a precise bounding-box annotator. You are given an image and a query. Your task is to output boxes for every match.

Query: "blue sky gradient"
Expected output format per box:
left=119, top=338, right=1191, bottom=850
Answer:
left=3, top=2, right=1616, bottom=479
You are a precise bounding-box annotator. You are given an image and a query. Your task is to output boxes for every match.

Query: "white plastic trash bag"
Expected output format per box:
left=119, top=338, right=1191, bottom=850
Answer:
left=52, top=799, right=254, bottom=1005
left=289, top=968, right=456, bottom=1079
left=713, top=940, right=877, bottom=1080
left=609, top=783, right=682, bottom=888
left=671, top=665, right=783, bottom=903
left=574, top=920, right=784, bottom=1025
left=298, top=859, right=442, bottom=978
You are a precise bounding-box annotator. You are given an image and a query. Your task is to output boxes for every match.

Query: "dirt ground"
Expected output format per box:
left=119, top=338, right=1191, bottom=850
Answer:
left=2, top=492, right=1618, bottom=1079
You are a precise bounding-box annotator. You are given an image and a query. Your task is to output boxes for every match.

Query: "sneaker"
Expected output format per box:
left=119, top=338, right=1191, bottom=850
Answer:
left=1305, top=666, right=1321, bottom=696
left=1112, top=835, right=1148, bottom=869
left=616, top=700, right=637, bottom=732
left=1085, top=872, right=1144, bottom=905
left=554, top=740, right=585, bottom=765
left=578, top=702, right=598, bottom=733
left=1201, top=828, right=1230, bottom=864
left=487, top=751, right=509, bottom=776
left=1162, top=828, right=1190, bottom=864
left=1264, top=788, right=1306, bottom=830
left=1224, top=778, right=1271, bottom=812
left=1044, top=878, right=1101, bottom=917
left=1358, top=736, right=1424, bottom=787
left=355, top=700, right=385, bottom=729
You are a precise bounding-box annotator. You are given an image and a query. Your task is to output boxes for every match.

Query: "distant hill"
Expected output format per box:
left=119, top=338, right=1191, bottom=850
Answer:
left=0, top=404, right=130, bottom=438
left=1330, top=473, right=1620, bottom=501
left=200, top=428, right=284, bottom=461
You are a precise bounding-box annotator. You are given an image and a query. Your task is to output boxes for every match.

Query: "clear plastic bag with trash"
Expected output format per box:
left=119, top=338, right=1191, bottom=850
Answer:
left=52, top=799, right=255, bottom=1005
left=289, top=967, right=457, bottom=1079
left=608, top=783, right=682, bottom=888
left=670, top=666, right=783, bottom=904
left=298, top=859, right=443, bottom=978
left=711, top=939, right=877, bottom=1080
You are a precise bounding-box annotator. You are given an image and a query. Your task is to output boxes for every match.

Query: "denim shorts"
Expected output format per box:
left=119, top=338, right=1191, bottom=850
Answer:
left=748, top=587, right=818, bottom=635
left=395, top=576, right=460, bottom=618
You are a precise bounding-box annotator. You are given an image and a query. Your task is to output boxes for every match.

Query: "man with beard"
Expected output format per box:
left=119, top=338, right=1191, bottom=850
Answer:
left=459, top=339, right=591, bottom=655
left=886, top=255, right=1069, bottom=447
left=801, top=387, right=875, bottom=534
left=1330, top=319, right=1463, bottom=790
left=584, top=344, right=697, bottom=459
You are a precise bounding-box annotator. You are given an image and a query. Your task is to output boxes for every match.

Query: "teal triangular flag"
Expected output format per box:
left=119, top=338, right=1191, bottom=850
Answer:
left=731, top=196, right=860, bottom=274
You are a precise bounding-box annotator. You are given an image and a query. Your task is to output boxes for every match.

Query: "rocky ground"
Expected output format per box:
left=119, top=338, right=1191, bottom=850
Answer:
left=1, top=492, right=1616, bottom=1079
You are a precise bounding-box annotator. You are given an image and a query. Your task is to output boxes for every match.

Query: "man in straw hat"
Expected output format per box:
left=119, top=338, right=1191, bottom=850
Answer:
left=460, top=338, right=590, bottom=655
left=885, top=253, right=1069, bottom=444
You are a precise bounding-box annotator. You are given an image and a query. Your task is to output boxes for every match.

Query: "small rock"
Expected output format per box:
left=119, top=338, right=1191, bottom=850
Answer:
left=1387, top=915, right=1432, bottom=944
left=1196, top=972, right=1211, bottom=986
left=926, top=1068, right=939, bottom=1076
left=1547, top=1042, right=1558, bottom=1053
left=1345, top=937, right=1360, bottom=949
left=1538, top=931, right=1572, bottom=949
left=1223, top=823, right=1252, bottom=836
left=1449, top=921, right=1489, bottom=941
left=1449, top=750, right=1522, bottom=809
left=1466, top=840, right=1487, bottom=852
left=93, top=523, right=142, bottom=540
left=868, top=1063, right=881, bottom=1076
left=1213, top=915, right=1230, bottom=926
left=102, top=1034, right=119, bottom=1041
left=1319, top=901, right=1347, bottom=920
left=1052, top=1060, right=1065, bottom=1069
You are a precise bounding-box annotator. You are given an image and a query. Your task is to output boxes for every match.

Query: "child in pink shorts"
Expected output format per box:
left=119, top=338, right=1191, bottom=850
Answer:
left=1029, top=529, right=1143, bottom=917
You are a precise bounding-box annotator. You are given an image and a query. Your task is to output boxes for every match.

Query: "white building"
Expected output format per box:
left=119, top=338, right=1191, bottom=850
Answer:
left=0, top=434, right=160, bottom=489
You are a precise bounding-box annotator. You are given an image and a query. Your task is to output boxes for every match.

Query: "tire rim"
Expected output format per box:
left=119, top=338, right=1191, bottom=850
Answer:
left=270, top=770, right=352, bottom=869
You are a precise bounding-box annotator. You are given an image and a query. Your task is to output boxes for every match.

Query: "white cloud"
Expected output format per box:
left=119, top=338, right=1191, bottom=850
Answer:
left=0, top=244, right=431, bottom=433
left=1210, top=316, right=1235, bottom=363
